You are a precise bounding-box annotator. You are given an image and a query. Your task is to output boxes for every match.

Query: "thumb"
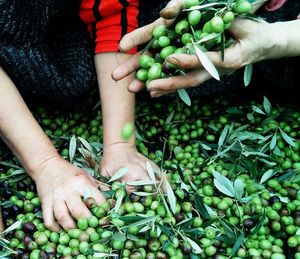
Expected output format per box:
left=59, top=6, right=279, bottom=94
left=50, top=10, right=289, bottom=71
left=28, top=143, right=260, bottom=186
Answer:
left=160, top=0, right=184, bottom=20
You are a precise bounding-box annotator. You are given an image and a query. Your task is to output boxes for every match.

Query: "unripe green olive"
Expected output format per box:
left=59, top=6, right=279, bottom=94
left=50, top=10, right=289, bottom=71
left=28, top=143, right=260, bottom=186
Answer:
left=188, top=10, right=201, bottom=26
left=175, top=20, right=189, bottom=35
left=148, top=63, right=162, bottom=80
left=184, top=0, right=199, bottom=8
left=210, top=16, right=224, bottom=33
left=234, top=0, right=252, bottom=14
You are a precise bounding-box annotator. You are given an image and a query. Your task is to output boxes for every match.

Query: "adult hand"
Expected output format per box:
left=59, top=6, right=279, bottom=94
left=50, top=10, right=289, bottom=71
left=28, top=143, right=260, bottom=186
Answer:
left=33, top=156, right=105, bottom=231
left=112, top=0, right=184, bottom=91
left=100, top=143, right=159, bottom=192
left=115, top=17, right=286, bottom=97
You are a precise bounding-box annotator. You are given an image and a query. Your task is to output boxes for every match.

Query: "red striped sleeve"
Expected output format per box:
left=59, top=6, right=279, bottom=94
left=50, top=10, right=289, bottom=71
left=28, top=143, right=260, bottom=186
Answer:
left=80, top=0, right=139, bottom=54
left=265, top=0, right=287, bottom=11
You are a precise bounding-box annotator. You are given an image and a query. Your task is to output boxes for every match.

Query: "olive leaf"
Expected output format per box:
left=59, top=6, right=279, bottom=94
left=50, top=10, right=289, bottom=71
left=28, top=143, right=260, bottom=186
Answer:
left=279, top=128, right=296, bottom=147
left=218, top=124, right=229, bottom=149
left=107, top=167, right=128, bottom=183
left=78, top=137, right=93, bottom=152
left=249, top=210, right=266, bottom=236
left=194, top=194, right=210, bottom=219
left=1, top=220, right=22, bottom=235
left=165, top=179, right=177, bottom=214
left=165, top=111, right=175, bottom=124
left=270, top=134, right=277, bottom=150
left=219, top=219, right=235, bottom=239
left=127, top=234, right=139, bottom=241
left=263, top=96, right=272, bottom=114
left=0, top=161, right=20, bottom=169
left=192, top=41, right=220, bottom=80
left=252, top=105, right=265, bottom=115
left=185, top=237, right=202, bottom=254
left=260, top=169, right=274, bottom=185
left=69, top=135, right=77, bottom=162
left=146, top=161, right=156, bottom=182
left=183, top=2, right=226, bottom=11
left=213, top=171, right=235, bottom=197
left=243, top=64, right=253, bottom=87
left=230, top=232, right=245, bottom=257
left=233, top=179, right=244, bottom=201
left=126, top=180, right=157, bottom=186
left=240, top=196, right=253, bottom=203
left=114, top=191, right=124, bottom=214
left=196, top=32, right=220, bottom=44
left=278, top=170, right=296, bottom=182
left=200, top=143, right=212, bottom=150
left=178, top=89, right=191, bottom=106
left=0, top=250, right=14, bottom=258
left=126, top=216, right=157, bottom=228
left=112, top=232, right=126, bottom=242
left=132, top=191, right=154, bottom=197
left=93, top=252, right=118, bottom=258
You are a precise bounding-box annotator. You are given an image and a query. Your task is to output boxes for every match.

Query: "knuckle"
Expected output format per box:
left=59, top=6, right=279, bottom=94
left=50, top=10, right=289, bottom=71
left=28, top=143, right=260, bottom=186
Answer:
left=167, top=79, right=177, bottom=90
left=44, top=221, right=54, bottom=230
left=55, top=209, right=68, bottom=223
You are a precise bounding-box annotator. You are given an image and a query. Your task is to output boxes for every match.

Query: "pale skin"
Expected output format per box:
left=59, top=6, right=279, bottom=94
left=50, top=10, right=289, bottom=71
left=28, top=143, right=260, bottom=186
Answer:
left=112, top=0, right=300, bottom=97
left=0, top=52, right=156, bottom=231
left=95, top=53, right=157, bottom=192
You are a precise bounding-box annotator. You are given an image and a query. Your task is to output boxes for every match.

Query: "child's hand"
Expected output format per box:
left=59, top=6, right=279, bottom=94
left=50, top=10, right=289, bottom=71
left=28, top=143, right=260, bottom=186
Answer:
left=100, top=143, right=159, bottom=192
left=32, top=156, right=105, bottom=231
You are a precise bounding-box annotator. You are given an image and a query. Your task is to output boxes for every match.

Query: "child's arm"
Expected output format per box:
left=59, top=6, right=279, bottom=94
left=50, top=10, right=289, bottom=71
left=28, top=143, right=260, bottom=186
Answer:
left=95, top=53, right=157, bottom=186
left=0, top=67, right=105, bottom=231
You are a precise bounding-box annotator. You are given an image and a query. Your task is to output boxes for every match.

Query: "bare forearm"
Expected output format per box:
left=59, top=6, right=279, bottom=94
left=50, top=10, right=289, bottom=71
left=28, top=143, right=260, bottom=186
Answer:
left=94, top=53, right=136, bottom=148
left=276, top=19, right=300, bottom=58
left=0, top=68, right=59, bottom=178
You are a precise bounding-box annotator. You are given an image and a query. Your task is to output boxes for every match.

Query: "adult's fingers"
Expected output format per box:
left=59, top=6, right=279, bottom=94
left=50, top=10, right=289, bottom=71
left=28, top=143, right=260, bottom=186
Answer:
left=42, top=200, right=60, bottom=232
left=128, top=79, right=145, bottom=93
left=148, top=69, right=212, bottom=92
left=90, top=186, right=106, bottom=206
left=160, top=0, right=184, bottom=20
left=167, top=51, right=230, bottom=70
left=119, top=18, right=172, bottom=53
left=166, top=54, right=204, bottom=69
left=167, top=44, right=244, bottom=71
left=66, top=196, right=91, bottom=221
left=150, top=89, right=176, bottom=98
left=54, top=201, right=76, bottom=231
left=112, top=52, right=141, bottom=81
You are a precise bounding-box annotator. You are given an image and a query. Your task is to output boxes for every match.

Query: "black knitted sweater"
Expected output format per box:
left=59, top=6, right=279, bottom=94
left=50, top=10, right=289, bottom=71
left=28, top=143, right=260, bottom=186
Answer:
left=0, top=0, right=299, bottom=104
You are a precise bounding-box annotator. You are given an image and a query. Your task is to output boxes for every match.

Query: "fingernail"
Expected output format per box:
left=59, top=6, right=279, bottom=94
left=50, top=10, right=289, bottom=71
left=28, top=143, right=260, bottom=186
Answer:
left=165, top=0, right=177, bottom=9
left=166, top=56, right=178, bottom=64
left=112, top=68, right=121, bottom=80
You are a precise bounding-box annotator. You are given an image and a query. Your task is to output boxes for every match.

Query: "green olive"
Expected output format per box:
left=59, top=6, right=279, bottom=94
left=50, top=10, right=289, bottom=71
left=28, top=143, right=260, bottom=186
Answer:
left=148, top=63, right=162, bottom=80
left=188, top=10, right=201, bottom=26
left=234, top=0, right=252, bottom=14
left=210, top=16, right=224, bottom=33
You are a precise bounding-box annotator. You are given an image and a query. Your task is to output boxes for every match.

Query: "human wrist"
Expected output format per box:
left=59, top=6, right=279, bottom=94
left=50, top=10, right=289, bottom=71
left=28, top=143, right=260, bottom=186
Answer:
left=26, top=152, right=61, bottom=181
left=253, top=21, right=288, bottom=62
left=103, top=141, right=136, bottom=154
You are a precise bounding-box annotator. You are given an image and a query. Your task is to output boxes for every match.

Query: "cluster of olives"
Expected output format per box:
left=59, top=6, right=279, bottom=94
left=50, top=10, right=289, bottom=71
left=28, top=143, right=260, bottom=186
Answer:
left=1, top=92, right=300, bottom=258
left=135, top=0, right=253, bottom=86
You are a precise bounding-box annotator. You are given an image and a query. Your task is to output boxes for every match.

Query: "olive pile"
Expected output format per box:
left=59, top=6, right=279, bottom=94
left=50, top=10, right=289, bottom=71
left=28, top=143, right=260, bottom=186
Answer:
left=1, top=94, right=300, bottom=259
left=135, top=0, right=253, bottom=86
